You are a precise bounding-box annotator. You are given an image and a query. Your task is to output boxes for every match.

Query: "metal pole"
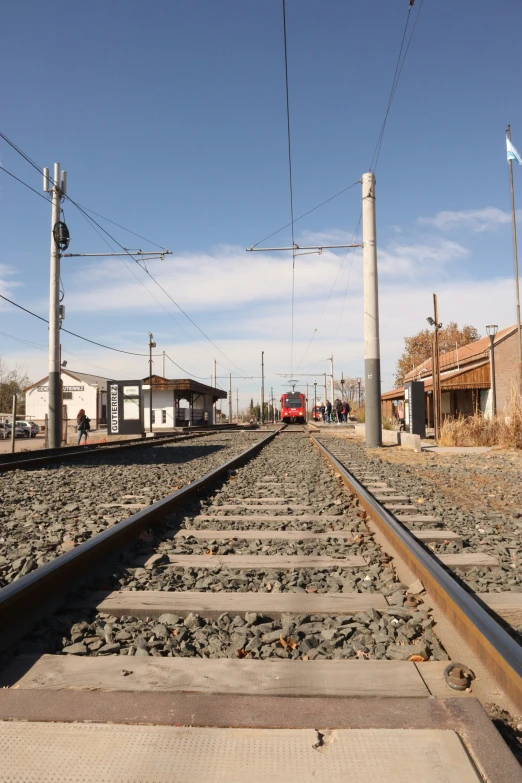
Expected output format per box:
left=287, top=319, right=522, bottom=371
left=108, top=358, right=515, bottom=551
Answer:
left=236, top=388, right=239, bottom=423
left=261, top=351, right=265, bottom=424
left=507, top=125, right=522, bottom=367
left=362, top=171, right=382, bottom=446
left=162, top=351, right=165, bottom=378
left=433, top=294, right=442, bottom=439
left=314, top=383, right=317, bottom=417
left=271, top=386, right=274, bottom=423
left=10, top=393, right=16, bottom=453
left=489, top=335, right=497, bottom=416
left=213, top=359, right=217, bottom=425
left=47, top=162, right=62, bottom=449
left=306, top=382, right=309, bottom=421
left=148, top=332, right=156, bottom=433
left=330, top=354, right=334, bottom=404
left=431, top=337, right=439, bottom=440
left=323, top=373, right=327, bottom=406
left=228, top=373, right=232, bottom=424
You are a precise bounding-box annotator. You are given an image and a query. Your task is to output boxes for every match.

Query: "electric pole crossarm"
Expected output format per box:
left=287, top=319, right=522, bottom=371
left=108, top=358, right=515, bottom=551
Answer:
left=246, top=244, right=361, bottom=252
left=62, top=250, right=171, bottom=258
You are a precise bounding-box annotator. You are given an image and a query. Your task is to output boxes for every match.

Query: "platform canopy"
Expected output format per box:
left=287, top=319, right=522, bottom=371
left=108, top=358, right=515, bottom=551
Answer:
left=143, top=375, right=227, bottom=400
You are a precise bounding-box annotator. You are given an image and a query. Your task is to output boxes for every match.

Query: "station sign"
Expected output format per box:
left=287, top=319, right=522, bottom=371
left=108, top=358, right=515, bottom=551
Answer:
left=108, top=380, right=144, bottom=436
left=37, top=385, right=84, bottom=392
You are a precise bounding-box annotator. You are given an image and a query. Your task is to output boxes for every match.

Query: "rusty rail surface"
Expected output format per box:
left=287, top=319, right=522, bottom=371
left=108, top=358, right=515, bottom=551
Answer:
left=309, top=432, right=522, bottom=713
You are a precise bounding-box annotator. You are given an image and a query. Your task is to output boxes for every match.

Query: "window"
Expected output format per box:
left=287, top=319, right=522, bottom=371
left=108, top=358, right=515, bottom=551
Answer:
left=162, top=410, right=167, bottom=424
left=151, top=410, right=156, bottom=424
left=63, top=392, right=73, bottom=400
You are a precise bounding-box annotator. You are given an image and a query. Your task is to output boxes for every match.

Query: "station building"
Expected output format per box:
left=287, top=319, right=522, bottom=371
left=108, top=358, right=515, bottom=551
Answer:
left=142, top=375, right=227, bottom=428
left=24, top=370, right=108, bottom=428
left=381, top=324, right=521, bottom=425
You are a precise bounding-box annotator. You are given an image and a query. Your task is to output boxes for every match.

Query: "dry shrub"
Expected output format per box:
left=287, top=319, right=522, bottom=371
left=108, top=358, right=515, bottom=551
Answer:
left=438, top=386, right=522, bottom=449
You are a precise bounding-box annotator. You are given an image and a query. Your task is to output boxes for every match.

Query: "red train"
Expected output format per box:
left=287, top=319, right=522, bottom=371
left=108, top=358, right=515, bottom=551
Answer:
left=280, top=391, right=306, bottom=424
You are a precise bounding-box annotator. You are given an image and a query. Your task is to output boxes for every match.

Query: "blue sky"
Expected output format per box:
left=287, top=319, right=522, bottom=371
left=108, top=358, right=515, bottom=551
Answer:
left=1, top=0, right=521, bottom=405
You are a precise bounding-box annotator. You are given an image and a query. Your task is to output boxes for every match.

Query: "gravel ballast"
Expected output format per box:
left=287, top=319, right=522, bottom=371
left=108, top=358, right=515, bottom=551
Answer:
left=0, top=431, right=263, bottom=587
left=318, top=433, right=522, bottom=593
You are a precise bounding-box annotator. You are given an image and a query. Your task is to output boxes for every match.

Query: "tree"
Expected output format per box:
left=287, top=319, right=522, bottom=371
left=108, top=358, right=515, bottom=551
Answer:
left=394, top=322, right=480, bottom=387
left=0, top=357, right=31, bottom=414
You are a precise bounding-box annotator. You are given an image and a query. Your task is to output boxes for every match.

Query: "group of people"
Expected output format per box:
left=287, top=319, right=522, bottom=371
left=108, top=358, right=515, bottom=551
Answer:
left=318, top=399, right=351, bottom=423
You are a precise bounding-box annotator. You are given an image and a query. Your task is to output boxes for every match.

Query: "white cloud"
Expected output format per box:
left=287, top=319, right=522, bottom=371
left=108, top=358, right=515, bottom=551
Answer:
left=418, top=207, right=521, bottom=233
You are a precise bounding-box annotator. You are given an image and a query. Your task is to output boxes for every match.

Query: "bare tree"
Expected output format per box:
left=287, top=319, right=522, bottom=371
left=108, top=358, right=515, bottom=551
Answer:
left=0, top=356, right=31, bottom=414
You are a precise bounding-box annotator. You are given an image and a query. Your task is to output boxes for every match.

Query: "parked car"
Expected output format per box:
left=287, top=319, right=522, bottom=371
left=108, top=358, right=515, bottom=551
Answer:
left=6, top=422, right=30, bottom=438
left=0, top=423, right=9, bottom=439
left=16, top=420, right=39, bottom=437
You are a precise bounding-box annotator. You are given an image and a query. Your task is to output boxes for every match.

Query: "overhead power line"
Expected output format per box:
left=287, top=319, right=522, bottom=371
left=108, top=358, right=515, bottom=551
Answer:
left=0, top=165, right=50, bottom=202
left=282, top=0, right=296, bottom=375
left=0, top=293, right=155, bottom=356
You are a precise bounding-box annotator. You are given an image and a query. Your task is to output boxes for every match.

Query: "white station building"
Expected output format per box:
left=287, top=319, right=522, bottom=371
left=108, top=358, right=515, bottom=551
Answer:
left=25, top=370, right=108, bottom=428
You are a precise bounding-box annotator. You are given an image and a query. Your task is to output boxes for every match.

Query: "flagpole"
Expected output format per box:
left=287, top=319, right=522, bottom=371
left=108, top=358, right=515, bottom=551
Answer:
left=507, top=124, right=522, bottom=367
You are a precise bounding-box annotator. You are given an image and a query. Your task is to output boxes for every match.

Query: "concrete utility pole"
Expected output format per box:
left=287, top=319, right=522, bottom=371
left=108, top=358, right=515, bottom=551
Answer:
left=162, top=351, right=165, bottom=378
left=507, top=125, right=522, bottom=367
left=213, top=359, right=217, bottom=424
left=148, top=332, right=156, bottom=432
left=261, top=351, right=265, bottom=424
left=306, top=382, right=309, bottom=421
left=323, top=373, right=327, bottom=406
left=329, top=355, right=334, bottom=404
left=430, top=294, right=443, bottom=440
left=486, top=325, right=498, bottom=416
left=44, top=163, right=67, bottom=449
left=236, top=388, right=239, bottom=423
left=10, top=394, right=16, bottom=453
left=362, top=171, right=382, bottom=447
left=228, top=373, right=232, bottom=424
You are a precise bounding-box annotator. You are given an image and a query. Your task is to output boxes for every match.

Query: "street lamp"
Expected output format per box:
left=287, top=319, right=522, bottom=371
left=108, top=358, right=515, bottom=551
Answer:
left=486, top=325, right=498, bottom=416
left=148, top=332, right=156, bottom=433
left=313, top=379, right=317, bottom=420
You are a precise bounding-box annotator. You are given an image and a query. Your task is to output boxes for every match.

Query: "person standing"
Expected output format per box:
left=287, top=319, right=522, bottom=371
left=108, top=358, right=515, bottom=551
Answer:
left=326, top=400, right=332, bottom=423
left=320, top=403, right=325, bottom=422
left=76, top=408, right=90, bottom=445
left=335, top=399, right=343, bottom=425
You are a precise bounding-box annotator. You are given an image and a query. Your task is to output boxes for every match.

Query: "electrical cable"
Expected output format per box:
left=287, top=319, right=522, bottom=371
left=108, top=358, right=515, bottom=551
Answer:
left=164, top=353, right=208, bottom=380
left=0, top=293, right=156, bottom=356
left=0, top=165, right=50, bottom=202
left=282, top=0, right=296, bottom=375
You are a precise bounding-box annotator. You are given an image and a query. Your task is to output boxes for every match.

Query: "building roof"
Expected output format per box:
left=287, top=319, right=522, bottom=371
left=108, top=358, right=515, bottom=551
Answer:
left=25, top=370, right=110, bottom=393
left=403, top=324, right=517, bottom=383
left=144, top=375, right=228, bottom=400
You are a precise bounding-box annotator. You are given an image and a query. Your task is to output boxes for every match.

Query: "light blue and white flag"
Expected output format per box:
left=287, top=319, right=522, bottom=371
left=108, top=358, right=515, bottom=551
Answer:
left=507, top=136, right=522, bottom=165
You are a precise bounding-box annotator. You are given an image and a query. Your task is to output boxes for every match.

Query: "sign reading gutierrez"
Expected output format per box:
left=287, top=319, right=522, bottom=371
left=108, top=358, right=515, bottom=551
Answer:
left=107, top=380, right=143, bottom=436
left=110, top=384, right=119, bottom=434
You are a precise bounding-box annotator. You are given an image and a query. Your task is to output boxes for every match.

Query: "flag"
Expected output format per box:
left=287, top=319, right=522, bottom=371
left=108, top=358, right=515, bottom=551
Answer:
left=507, top=136, right=522, bottom=165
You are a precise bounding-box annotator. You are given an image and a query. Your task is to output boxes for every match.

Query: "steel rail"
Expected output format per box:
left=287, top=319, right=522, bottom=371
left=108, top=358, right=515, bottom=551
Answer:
left=309, top=433, right=522, bottom=713
left=0, top=428, right=278, bottom=652
left=0, top=427, right=249, bottom=473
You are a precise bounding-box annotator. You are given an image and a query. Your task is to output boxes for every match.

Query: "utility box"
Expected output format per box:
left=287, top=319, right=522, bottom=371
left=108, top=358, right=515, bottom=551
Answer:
left=404, top=381, right=425, bottom=438
left=108, top=380, right=144, bottom=436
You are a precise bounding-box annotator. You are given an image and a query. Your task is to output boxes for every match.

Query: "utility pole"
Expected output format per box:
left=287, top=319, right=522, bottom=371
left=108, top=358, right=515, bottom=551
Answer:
left=306, top=382, right=309, bottom=421
left=228, top=373, right=232, bottom=424
left=148, top=332, right=156, bottom=433
left=507, top=125, right=522, bottom=367
left=44, top=162, right=68, bottom=449
left=10, top=394, right=16, bottom=454
left=162, top=351, right=165, bottom=378
left=429, top=295, right=443, bottom=440
left=329, top=354, right=334, bottom=403
left=261, top=351, right=265, bottom=424
left=323, top=373, right=327, bottom=406
left=362, top=171, right=382, bottom=447
left=213, top=359, right=217, bottom=425
left=236, top=388, right=239, bottom=423
left=340, top=372, right=345, bottom=402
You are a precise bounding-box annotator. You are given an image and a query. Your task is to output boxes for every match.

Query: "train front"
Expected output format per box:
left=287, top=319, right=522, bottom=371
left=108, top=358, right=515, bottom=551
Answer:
left=280, top=392, right=306, bottom=424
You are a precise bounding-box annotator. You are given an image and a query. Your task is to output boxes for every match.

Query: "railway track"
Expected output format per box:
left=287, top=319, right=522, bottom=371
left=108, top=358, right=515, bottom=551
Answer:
left=0, top=426, right=520, bottom=781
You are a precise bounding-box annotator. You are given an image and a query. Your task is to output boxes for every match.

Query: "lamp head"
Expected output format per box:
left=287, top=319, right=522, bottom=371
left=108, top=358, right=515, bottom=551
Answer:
left=486, top=324, right=498, bottom=337
left=426, top=317, right=435, bottom=326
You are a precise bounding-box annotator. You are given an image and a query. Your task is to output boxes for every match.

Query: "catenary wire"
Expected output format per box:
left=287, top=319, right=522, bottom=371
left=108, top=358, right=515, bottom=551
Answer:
left=0, top=166, right=50, bottom=202
left=282, top=0, right=296, bottom=375
left=0, top=293, right=157, bottom=356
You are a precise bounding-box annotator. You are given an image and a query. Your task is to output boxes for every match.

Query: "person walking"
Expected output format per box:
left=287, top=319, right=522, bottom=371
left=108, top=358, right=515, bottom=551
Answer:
left=320, top=403, right=325, bottom=422
left=325, top=400, right=332, bottom=423
left=76, top=409, right=90, bottom=445
left=335, top=399, right=343, bottom=425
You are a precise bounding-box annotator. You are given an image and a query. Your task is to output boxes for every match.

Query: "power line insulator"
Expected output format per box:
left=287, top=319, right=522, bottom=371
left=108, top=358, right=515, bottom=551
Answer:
left=53, top=221, right=70, bottom=250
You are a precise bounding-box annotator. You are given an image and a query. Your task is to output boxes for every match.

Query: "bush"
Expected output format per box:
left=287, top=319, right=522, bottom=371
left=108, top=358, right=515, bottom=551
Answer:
left=438, top=388, right=522, bottom=449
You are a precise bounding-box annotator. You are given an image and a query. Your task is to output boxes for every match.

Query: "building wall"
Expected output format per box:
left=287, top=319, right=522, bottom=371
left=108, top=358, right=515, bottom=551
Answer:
left=142, top=389, right=175, bottom=429
left=25, top=373, right=101, bottom=426
left=494, top=332, right=520, bottom=412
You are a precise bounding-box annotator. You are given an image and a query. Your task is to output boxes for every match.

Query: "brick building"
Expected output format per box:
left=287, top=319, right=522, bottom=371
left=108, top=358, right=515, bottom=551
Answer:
left=381, top=325, right=521, bottom=425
